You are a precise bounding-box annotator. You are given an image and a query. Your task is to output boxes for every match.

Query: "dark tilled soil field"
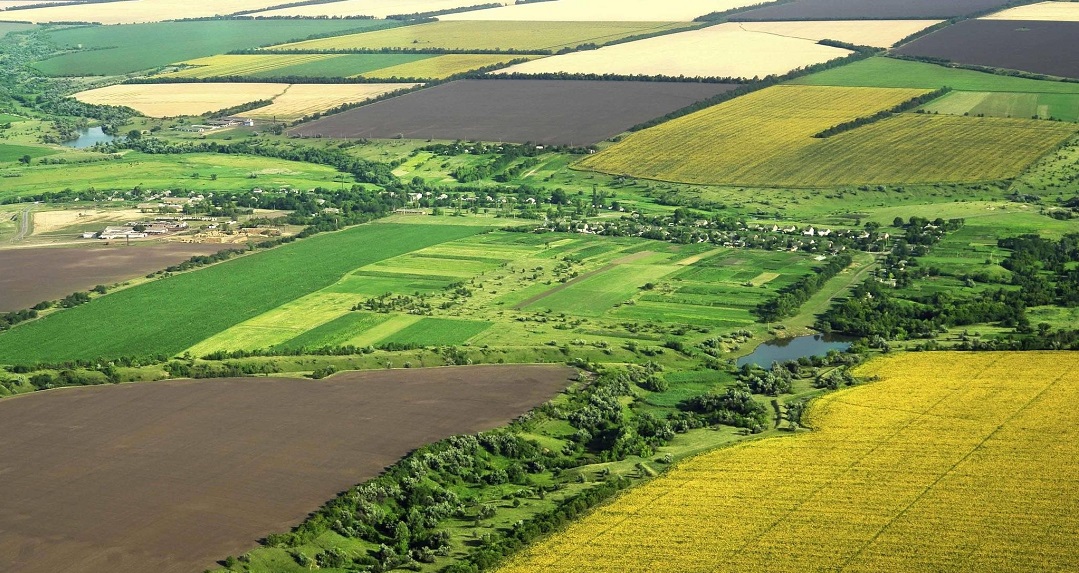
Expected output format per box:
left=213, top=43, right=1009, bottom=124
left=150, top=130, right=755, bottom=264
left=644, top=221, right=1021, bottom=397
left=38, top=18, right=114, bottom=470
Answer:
left=0, top=365, right=575, bottom=573
left=0, top=243, right=235, bottom=312
left=730, top=0, right=1015, bottom=20
left=894, top=20, right=1079, bottom=80
left=289, top=80, right=739, bottom=145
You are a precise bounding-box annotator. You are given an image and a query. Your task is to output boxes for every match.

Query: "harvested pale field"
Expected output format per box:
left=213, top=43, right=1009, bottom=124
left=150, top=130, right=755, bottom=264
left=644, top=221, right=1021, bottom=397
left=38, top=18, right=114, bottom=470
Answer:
left=0, top=243, right=234, bottom=312
left=360, top=54, right=536, bottom=79
left=440, top=0, right=759, bottom=21
left=499, top=352, right=1079, bottom=573
left=246, top=83, right=418, bottom=120
left=0, top=365, right=575, bottom=573
left=31, top=208, right=144, bottom=235
left=730, top=0, right=1016, bottom=20
left=271, top=20, right=689, bottom=53
left=0, top=0, right=63, bottom=8
left=579, top=85, right=1078, bottom=187
left=163, top=53, right=337, bottom=79
left=73, top=83, right=289, bottom=117
left=982, top=1, right=1079, bottom=21
left=495, top=23, right=851, bottom=79
left=6, top=0, right=291, bottom=24
left=251, top=0, right=510, bottom=18
left=735, top=20, right=942, bottom=48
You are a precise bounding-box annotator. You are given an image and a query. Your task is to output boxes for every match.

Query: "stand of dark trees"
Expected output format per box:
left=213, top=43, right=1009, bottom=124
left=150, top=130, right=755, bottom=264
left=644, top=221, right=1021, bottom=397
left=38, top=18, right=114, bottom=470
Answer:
left=755, top=252, right=853, bottom=321
left=813, top=87, right=951, bottom=138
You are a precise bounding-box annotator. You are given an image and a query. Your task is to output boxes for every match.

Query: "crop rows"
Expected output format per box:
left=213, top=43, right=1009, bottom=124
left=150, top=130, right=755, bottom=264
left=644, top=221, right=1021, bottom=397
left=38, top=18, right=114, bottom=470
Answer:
left=165, top=54, right=337, bottom=78
left=499, top=352, right=1079, bottom=572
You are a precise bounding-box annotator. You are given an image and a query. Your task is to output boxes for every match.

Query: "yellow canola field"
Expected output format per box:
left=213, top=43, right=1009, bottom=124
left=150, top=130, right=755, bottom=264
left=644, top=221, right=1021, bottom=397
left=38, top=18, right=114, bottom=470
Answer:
left=500, top=351, right=1079, bottom=573
left=578, top=84, right=1078, bottom=187
left=246, top=83, right=418, bottom=120
left=735, top=20, right=942, bottom=48
left=8, top=0, right=287, bottom=24
left=494, top=23, right=852, bottom=79
left=982, top=1, right=1079, bottom=21
left=73, top=83, right=289, bottom=117
left=270, top=21, right=689, bottom=53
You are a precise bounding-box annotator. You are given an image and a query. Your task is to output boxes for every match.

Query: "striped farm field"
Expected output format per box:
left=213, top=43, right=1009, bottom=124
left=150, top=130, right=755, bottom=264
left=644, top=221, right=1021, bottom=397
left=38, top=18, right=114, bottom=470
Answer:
left=358, top=54, right=538, bottom=79
left=499, top=351, right=1079, bottom=573
left=246, top=83, right=418, bottom=120
left=267, top=21, right=691, bottom=53
left=578, top=85, right=1078, bottom=186
left=73, top=82, right=290, bottom=117
left=164, top=54, right=436, bottom=80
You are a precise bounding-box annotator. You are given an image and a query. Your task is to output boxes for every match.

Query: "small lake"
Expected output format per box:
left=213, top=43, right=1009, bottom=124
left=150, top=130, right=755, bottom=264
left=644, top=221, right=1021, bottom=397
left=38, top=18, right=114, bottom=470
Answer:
left=736, top=333, right=854, bottom=368
left=62, top=126, right=117, bottom=148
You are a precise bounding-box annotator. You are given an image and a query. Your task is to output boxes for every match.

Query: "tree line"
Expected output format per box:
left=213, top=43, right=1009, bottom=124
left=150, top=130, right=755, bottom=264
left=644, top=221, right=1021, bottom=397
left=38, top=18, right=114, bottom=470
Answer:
left=812, top=87, right=951, bottom=138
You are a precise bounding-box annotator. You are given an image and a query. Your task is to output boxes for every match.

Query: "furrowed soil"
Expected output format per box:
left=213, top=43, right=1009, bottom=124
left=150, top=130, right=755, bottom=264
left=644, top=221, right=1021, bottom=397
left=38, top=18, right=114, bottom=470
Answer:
left=0, top=365, right=575, bottom=573
left=0, top=243, right=233, bottom=312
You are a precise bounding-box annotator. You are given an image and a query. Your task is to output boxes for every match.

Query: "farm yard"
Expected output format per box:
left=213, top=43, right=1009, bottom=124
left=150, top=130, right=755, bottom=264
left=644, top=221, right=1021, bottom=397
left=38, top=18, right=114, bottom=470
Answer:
left=498, top=352, right=1079, bottom=573
left=493, top=24, right=851, bottom=78
left=30, top=19, right=395, bottom=76
left=733, top=20, right=942, bottom=49
left=576, top=84, right=1078, bottom=186
left=729, top=0, right=1019, bottom=20
left=289, top=80, right=739, bottom=145
left=247, top=0, right=512, bottom=19
left=73, top=83, right=290, bottom=117
left=267, top=21, right=691, bottom=53
left=983, top=1, right=1079, bottom=21
left=438, top=0, right=761, bottom=21
left=894, top=20, right=1079, bottom=80
left=0, top=365, right=574, bottom=573
left=0, top=244, right=234, bottom=312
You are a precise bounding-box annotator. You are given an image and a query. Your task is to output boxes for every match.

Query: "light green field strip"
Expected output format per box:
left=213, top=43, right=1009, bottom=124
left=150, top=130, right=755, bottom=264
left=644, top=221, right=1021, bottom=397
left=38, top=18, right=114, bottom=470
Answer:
left=610, top=300, right=757, bottom=327
left=276, top=311, right=391, bottom=351
left=377, top=317, right=492, bottom=346
left=186, top=291, right=357, bottom=355
left=921, top=91, right=1079, bottom=122
left=361, top=253, right=498, bottom=279
left=343, top=314, right=423, bottom=347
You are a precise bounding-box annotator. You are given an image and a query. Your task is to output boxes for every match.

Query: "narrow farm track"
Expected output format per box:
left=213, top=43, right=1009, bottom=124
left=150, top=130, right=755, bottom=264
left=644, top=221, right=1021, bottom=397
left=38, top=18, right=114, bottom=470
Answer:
left=9, top=206, right=31, bottom=243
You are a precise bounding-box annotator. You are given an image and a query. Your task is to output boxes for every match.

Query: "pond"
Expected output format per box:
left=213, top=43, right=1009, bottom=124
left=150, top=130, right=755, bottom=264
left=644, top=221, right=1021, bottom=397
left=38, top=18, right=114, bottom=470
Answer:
left=62, top=126, right=118, bottom=148
left=736, top=333, right=854, bottom=368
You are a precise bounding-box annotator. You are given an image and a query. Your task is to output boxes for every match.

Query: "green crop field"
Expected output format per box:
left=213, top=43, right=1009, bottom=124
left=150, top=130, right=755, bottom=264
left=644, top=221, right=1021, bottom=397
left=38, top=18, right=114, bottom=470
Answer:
left=790, top=57, right=1079, bottom=94
left=920, top=91, right=1079, bottom=122
left=377, top=317, right=492, bottom=346
left=0, top=143, right=56, bottom=163
left=577, top=84, right=1078, bottom=187
left=0, top=152, right=344, bottom=201
left=32, top=19, right=401, bottom=76
left=276, top=312, right=391, bottom=351
left=0, top=224, right=485, bottom=363
left=522, top=263, right=680, bottom=317
left=267, top=21, right=690, bottom=53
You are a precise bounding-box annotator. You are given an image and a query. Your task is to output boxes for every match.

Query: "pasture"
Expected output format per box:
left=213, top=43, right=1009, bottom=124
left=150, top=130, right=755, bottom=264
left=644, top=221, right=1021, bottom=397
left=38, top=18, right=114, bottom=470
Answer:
left=577, top=84, right=1078, bottom=187
left=920, top=90, right=1079, bottom=122
left=730, top=0, right=1017, bottom=20
left=982, top=1, right=1079, bottom=21
left=73, top=82, right=289, bottom=117
left=494, top=23, right=851, bottom=79
left=270, top=21, right=690, bottom=53
left=439, top=0, right=760, bottom=21
left=0, top=224, right=485, bottom=363
left=289, top=79, right=738, bottom=145
left=0, top=243, right=233, bottom=312
left=5, top=0, right=302, bottom=24
left=249, top=0, right=511, bottom=19
left=735, top=20, right=941, bottom=48
left=245, top=84, right=419, bottom=121
left=0, top=365, right=574, bottom=573
left=0, top=142, right=54, bottom=163
left=31, top=19, right=393, bottom=76
left=498, top=352, right=1079, bottom=573
left=895, top=20, right=1079, bottom=80
left=163, top=54, right=433, bottom=79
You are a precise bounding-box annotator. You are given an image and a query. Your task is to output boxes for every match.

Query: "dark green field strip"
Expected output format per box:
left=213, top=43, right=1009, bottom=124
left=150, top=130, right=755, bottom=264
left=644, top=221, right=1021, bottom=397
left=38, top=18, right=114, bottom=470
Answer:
left=248, top=53, right=432, bottom=79
left=376, top=317, right=492, bottom=346
left=32, top=19, right=400, bottom=76
left=0, top=223, right=485, bottom=364
left=350, top=270, right=463, bottom=282
left=276, top=311, right=390, bottom=351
